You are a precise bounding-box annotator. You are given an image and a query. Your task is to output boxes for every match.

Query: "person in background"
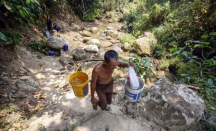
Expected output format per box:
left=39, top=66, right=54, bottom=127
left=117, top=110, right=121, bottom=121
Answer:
left=47, top=16, right=53, bottom=32
left=91, top=50, right=135, bottom=111
left=53, top=23, right=61, bottom=32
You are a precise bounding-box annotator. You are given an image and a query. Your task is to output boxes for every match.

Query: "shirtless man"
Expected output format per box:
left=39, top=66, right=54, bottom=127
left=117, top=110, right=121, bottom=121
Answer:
left=91, top=50, right=135, bottom=111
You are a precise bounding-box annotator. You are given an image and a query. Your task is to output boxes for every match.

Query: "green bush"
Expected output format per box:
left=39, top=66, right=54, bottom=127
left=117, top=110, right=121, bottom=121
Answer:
left=177, top=62, right=200, bottom=78
left=153, top=44, right=166, bottom=58
left=1, top=30, right=22, bottom=45
left=119, top=33, right=136, bottom=45
left=83, top=9, right=98, bottom=22
left=30, top=39, right=47, bottom=52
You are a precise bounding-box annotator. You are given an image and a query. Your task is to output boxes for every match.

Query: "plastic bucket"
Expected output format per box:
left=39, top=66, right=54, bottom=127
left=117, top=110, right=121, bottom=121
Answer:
left=125, top=77, right=144, bottom=102
left=69, top=72, right=89, bottom=98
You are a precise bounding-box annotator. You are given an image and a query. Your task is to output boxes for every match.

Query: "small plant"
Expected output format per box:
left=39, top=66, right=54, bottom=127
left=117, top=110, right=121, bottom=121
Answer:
left=130, top=54, right=156, bottom=83
left=38, top=123, right=46, bottom=131
left=71, top=124, right=77, bottom=131
left=1, top=30, right=22, bottom=45
left=30, top=39, right=46, bottom=52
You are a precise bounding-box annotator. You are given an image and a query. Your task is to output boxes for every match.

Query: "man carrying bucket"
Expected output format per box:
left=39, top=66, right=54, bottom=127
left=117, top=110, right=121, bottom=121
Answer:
left=91, top=50, right=135, bottom=111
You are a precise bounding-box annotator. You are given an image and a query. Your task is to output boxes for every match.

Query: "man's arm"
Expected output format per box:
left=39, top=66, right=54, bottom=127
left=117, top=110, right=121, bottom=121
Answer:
left=91, top=67, right=98, bottom=104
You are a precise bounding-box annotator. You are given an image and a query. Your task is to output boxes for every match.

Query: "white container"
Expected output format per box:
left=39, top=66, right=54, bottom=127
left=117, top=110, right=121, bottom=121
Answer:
left=125, top=77, right=144, bottom=102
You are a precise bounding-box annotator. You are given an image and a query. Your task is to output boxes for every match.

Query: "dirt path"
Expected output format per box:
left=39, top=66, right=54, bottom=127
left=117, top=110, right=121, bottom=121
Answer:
left=0, top=19, right=161, bottom=131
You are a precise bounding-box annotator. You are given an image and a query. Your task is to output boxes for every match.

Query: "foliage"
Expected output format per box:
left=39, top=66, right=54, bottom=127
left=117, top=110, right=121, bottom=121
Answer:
left=1, top=30, right=22, bottom=45
left=0, top=32, right=7, bottom=42
left=30, top=39, right=47, bottom=52
left=119, top=33, right=136, bottom=45
left=153, top=44, right=166, bottom=58
left=0, top=0, right=43, bottom=26
left=83, top=9, right=99, bottom=22
left=130, top=54, right=156, bottom=83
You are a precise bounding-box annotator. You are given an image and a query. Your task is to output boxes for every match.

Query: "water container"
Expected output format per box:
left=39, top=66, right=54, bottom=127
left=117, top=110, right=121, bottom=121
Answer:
left=49, top=51, right=55, bottom=56
left=64, top=44, right=68, bottom=51
left=125, top=77, right=145, bottom=102
left=69, top=72, right=89, bottom=98
left=46, top=32, right=50, bottom=38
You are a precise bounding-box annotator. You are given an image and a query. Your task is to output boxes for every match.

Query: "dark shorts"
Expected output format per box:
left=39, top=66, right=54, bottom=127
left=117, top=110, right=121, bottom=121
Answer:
left=96, top=79, right=114, bottom=110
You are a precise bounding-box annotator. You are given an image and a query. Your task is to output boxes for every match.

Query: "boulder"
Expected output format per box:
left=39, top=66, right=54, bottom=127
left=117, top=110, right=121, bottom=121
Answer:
left=81, top=30, right=92, bottom=37
left=144, top=32, right=155, bottom=38
left=90, top=27, right=99, bottom=34
left=83, top=37, right=91, bottom=43
left=46, top=36, right=68, bottom=49
left=88, top=39, right=101, bottom=47
left=113, top=17, right=118, bottom=22
left=106, top=36, right=112, bottom=40
left=122, top=42, right=131, bottom=51
left=133, top=36, right=157, bottom=56
left=73, top=49, right=88, bottom=61
left=105, top=30, right=118, bottom=38
left=84, top=45, right=99, bottom=53
left=156, top=71, right=165, bottom=78
left=102, top=41, right=112, bottom=48
left=126, top=78, right=205, bottom=131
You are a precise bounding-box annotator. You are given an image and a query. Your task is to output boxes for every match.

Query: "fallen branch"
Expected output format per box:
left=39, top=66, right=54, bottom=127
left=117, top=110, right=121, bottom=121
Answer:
left=184, top=84, right=201, bottom=90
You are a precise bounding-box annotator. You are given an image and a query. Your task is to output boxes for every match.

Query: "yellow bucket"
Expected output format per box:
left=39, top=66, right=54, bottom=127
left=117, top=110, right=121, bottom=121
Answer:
left=69, top=72, right=89, bottom=98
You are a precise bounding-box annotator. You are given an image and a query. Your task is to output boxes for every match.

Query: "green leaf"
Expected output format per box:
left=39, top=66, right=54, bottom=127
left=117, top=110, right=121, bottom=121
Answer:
left=207, top=78, right=213, bottom=85
left=26, top=0, right=31, bottom=4
left=210, top=32, right=216, bottom=36
left=180, top=74, right=188, bottom=77
left=19, top=10, right=25, bottom=18
left=204, top=42, right=210, bottom=45
left=0, top=32, right=7, bottom=42
left=201, top=34, right=209, bottom=39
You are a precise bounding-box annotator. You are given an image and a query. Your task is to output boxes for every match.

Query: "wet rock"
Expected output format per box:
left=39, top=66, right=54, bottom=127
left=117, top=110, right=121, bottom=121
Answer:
left=133, top=36, right=157, bottom=56
left=90, top=27, right=99, bottom=34
left=83, top=37, right=91, bottom=43
left=84, top=45, right=99, bottom=53
left=81, top=30, right=92, bottom=37
left=122, top=42, right=130, bottom=51
left=126, top=78, right=205, bottom=131
left=47, top=36, right=68, bottom=49
left=73, top=49, right=88, bottom=61
left=101, top=41, right=112, bottom=48
left=88, top=39, right=101, bottom=47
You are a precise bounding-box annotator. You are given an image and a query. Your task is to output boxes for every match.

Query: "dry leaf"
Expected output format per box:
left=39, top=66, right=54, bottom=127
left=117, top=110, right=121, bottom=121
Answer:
left=54, top=82, right=60, bottom=88
left=17, top=74, right=25, bottom=76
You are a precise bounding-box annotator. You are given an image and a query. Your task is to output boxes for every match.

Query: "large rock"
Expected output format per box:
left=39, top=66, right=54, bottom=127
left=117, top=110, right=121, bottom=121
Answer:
left=102, top=41, right=112, bottom=48
left=84, top=45, right=99, bottom=53
left=88, top=39, right=101, bottom=47
left=46, top=36, right=68, bottom=49
left=81, top=30, right=92, bottom=37
left=126, top=78, right=205, bottom=131
left=73, top=49, right=88, bottom=61
left=90, top=27, right=99, bottom=34
left=133, top=36, right=157, bottom=56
